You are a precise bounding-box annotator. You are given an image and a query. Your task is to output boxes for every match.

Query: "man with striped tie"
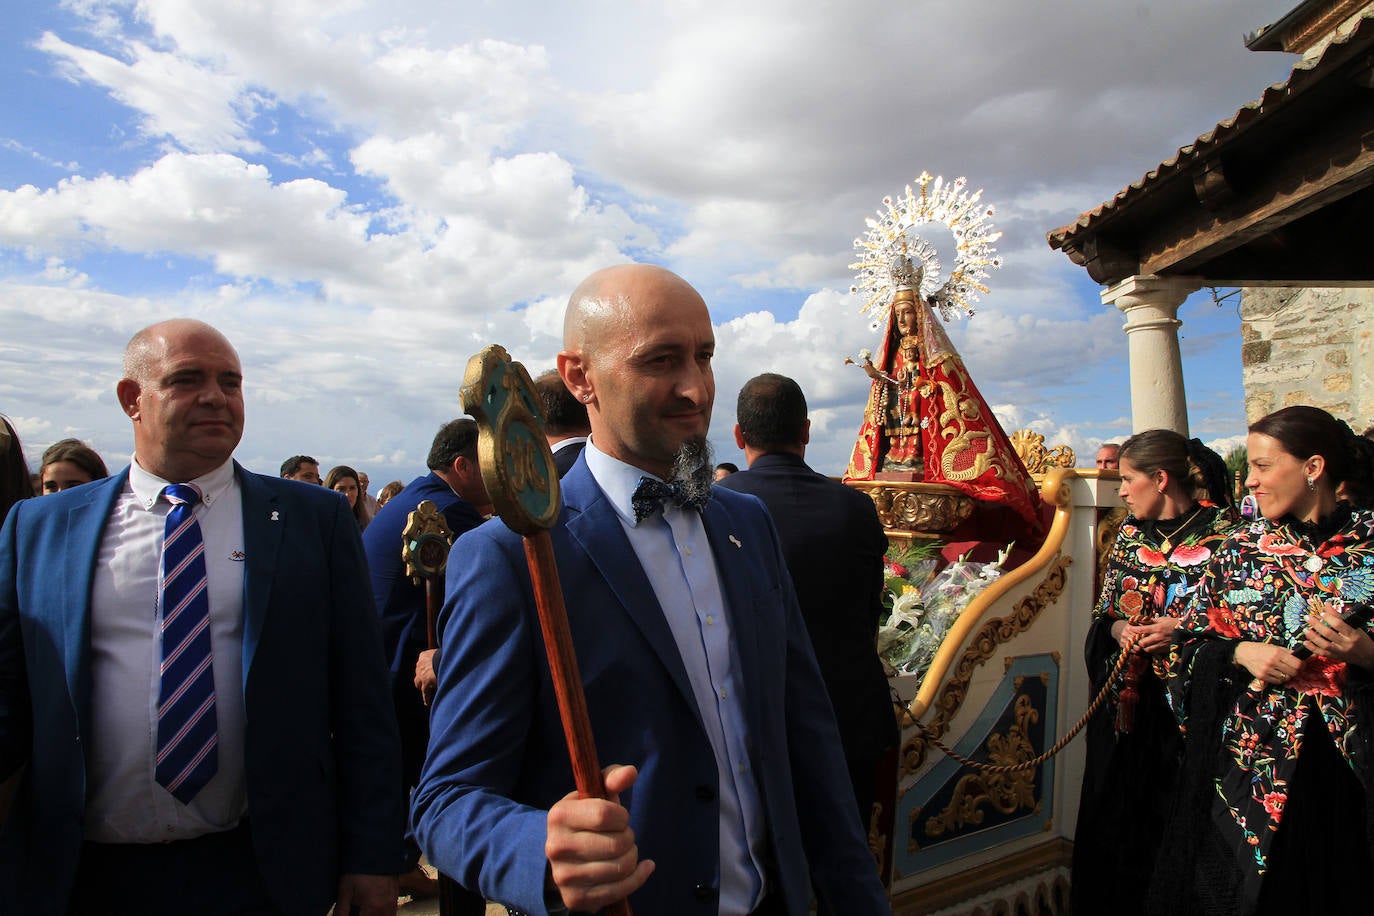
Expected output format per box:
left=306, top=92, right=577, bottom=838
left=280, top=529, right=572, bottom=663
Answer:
left=0, top=319, right=403, bottom=915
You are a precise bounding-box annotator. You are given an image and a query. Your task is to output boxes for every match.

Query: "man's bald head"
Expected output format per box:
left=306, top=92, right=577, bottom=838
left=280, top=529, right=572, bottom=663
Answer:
left=123, top=319, right=238, bottom=383
left=556, top=264, right=715, bottom=478
left=563, top=264, right=700, bottom=360
left=117, top=318, right=245, bottom=482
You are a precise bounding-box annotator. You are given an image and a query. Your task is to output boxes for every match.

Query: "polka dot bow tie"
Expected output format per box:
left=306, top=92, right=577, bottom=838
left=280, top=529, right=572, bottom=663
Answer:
left=632, top=476, right=708, bottom=522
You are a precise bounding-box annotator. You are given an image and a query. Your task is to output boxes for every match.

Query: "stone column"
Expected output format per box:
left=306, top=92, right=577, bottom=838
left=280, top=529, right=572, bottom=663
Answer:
left=1101, top=275, right=1200, bottom=436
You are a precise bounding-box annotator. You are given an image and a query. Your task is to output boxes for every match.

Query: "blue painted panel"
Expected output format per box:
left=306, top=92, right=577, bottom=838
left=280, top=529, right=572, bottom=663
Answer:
left=894, top=653, right=1060, bottom=875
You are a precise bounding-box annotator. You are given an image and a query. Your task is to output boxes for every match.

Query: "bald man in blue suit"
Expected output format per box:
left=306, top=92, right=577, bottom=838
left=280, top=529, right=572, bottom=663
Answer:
left=413, top=266, right=891, bottom=915
left=0, top=320, right=403, bottom=916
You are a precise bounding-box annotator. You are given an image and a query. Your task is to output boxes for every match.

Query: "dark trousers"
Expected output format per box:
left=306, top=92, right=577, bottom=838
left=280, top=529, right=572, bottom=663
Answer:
left=68, top=820, right=279, bottom=916
left=395, top=669, right=486, bottom=916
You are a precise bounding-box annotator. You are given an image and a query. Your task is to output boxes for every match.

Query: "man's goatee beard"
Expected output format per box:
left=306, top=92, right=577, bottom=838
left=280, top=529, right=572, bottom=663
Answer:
left=670, top=437, right=714, bottom=505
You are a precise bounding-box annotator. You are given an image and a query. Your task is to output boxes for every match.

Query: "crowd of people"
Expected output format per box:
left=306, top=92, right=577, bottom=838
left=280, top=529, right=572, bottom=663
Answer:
left=2, top=263, right=1373, bottom=916
left=0, top=265, right=893, bottom=916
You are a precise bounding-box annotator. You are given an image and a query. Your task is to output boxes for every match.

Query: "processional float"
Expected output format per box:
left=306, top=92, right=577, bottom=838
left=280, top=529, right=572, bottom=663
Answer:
left=844, top=175, right=1105, bottom=915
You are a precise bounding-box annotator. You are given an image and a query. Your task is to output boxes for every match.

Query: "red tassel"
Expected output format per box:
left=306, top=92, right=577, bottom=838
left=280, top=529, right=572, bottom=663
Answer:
left=1116, top=655, right=1143, bottom=734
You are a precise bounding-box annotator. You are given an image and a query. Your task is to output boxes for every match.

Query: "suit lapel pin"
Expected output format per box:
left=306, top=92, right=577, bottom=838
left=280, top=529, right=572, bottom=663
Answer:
left=270, top=510, right=280, bottom=521
left=230, top=550, right=246, bottom=561
left=729, top=534, right=742, bottom=548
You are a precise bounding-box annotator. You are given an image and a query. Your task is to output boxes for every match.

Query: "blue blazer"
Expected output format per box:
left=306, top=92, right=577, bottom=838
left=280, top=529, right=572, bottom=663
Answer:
left=0, top=466, right=403, bottom=916
left=412, top=458, right=890, bottom=915
left=362, top=471, right=484, bottom=676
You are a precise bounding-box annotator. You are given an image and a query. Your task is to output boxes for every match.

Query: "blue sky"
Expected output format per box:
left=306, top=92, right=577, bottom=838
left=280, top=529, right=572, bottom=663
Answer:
left=0, top=0, right=1300, bottom=484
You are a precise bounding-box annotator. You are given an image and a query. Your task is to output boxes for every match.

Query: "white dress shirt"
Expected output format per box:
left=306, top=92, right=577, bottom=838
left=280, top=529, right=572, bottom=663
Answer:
left=583, top=441, right=766, bottom=914
left=84, top=458, right=248, bottom=843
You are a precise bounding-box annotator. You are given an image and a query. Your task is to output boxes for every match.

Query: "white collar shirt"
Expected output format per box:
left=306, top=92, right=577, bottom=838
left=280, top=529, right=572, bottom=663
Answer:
left=84, top=457, right=248, bottom=843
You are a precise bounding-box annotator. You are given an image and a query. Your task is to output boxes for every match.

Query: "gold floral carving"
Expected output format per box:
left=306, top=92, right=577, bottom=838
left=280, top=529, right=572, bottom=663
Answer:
left=867, top=801, right=888, bottom=877
left=1009, top=429, right=1076, bottom=476
left=851, top=480, right=974, bottom=534
left=923, top=694, right=1041, bottom=837
left=1097, top=506, right=1127, bottom=586
left=901, top=555, right=1072, bottom=775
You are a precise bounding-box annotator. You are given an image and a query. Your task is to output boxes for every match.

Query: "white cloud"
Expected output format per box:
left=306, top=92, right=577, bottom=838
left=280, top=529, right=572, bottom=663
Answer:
left=37, top=31, right=258, bottom=153
left=2, top=0, right=1300, bottom=480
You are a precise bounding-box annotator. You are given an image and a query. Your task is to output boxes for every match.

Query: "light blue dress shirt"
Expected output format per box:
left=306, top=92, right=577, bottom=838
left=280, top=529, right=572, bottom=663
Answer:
left=583, top=441, right=766, bottom=914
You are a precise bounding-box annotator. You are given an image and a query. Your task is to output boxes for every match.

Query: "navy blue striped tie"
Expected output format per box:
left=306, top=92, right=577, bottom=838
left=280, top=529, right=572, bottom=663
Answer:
left=155, top=483, right=218, bottom=804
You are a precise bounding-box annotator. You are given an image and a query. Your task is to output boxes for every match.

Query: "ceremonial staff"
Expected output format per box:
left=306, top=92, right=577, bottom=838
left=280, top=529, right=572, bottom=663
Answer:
left=402, top=500, right=486, bottom=915
left=460, top=344, right=633, bottom=916
left=401, top=499, right=453, bottom=660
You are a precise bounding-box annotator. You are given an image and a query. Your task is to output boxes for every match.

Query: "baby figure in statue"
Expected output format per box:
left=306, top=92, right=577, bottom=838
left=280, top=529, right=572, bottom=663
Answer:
left=850, top=253, right=927, bottom=476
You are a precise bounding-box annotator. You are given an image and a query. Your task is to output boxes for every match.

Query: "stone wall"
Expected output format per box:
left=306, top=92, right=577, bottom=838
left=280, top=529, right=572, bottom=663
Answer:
left=1240, top=287, right=1374, bottom=429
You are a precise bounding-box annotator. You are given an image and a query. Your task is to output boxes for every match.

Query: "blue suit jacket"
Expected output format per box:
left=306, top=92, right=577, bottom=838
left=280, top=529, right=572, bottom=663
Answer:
left=362, top=472, right=484, bottom=676
left=0, top=466, right=403, bottom=916
left=412, top=458, right=890, bottom=915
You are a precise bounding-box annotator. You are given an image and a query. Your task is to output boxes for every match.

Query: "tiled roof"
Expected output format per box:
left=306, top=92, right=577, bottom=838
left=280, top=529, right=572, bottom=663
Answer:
left=1047, top=10, right=1374, bottom=251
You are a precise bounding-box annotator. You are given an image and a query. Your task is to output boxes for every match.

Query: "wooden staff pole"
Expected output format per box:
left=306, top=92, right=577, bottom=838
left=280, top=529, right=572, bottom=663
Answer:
left=403, top=503, right=487, bottom=915
left=461, top=345, right=631, bottom=916
left=524, top=531, right=607, bottom=799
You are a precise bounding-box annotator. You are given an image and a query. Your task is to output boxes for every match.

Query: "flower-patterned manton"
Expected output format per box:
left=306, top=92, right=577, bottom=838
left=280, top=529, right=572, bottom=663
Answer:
left=1168, top=506, right=1374, bottom=903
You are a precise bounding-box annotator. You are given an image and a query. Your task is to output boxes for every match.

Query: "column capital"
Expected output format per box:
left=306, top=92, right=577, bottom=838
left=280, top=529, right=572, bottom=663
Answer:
left=1100, top=274, right=1202, bottom=311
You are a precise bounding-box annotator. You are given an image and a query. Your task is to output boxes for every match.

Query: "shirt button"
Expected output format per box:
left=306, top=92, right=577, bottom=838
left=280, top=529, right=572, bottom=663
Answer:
left=706, top=615, right=714, bottom=625
left=719, top=688, right=728, bottom=699
left=684, top=546, right=693, bottom=556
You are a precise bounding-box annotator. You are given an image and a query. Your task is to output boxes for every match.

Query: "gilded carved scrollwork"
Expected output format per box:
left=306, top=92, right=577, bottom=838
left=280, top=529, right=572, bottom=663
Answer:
left=1009, top=428, right=1076, bottom=477
left=852, top=481, right=974, bottom=534
left=901, top=555, right=1072, bottom=775
left=923, top=694, right=1041, bottom=837
left=1097, top=506, right=1127, bottom=586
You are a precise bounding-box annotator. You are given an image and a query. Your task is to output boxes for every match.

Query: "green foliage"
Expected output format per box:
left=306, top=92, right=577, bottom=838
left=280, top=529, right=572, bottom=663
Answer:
left=1224, top=445, right=1248, bottom=501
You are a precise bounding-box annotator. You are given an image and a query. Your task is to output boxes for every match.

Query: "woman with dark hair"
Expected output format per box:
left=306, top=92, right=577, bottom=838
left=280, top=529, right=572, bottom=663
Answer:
left=1072, top=429, right=1238, bottom=916
left=1153, top=406, right=1374, bottom=915
left=325, top=464, right=369, bottom=531
left=38, top=438, right=109, bottom=494
left=0, top=415, right=35, bottom=526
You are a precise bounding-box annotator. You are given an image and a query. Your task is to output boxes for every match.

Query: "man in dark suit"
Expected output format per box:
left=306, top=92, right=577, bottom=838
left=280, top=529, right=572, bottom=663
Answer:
left=716, top=373, right=898, bottom=846
left=0, top=319, right=403, bottom=916
left=362, top=419, right=488, bottom=899
left=413, top=265, right=890, bottom=915
left=533, top=369, right=590, bottom=477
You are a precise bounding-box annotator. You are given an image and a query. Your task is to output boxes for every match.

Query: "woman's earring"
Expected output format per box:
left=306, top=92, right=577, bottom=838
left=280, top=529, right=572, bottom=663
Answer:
left=1306, top=476, right=1317, bottom=491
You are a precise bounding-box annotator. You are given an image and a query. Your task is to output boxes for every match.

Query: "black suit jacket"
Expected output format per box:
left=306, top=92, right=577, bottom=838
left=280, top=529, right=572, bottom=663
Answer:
left=717, top=452, right=898, bottom=760
left=551, top=438, right=587, bottom=478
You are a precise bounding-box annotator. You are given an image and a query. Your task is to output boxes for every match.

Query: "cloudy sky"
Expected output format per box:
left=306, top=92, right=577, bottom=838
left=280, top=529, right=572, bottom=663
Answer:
left=1, top=0, right=1300, bottom=485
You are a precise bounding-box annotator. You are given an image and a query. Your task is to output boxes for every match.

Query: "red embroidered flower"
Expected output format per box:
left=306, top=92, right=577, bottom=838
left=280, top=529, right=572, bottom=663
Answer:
left=1119, top=592, right=1145, bottom=618
left=1135, top=546, right=1167, bottom=567
left=1262, top=792, right=1286, bottom=822
left=1171, top=544, right=1212, bottom=567
left=1257, top=532, right=1306, bottom=557
left=1317, top=540, right=1347, bottom=560
left=1292, top=656, right=1347, bottom=697
left=1122, top=575, right=1139, bottom=591
left=1207, top=605, right=1243, bottom=639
